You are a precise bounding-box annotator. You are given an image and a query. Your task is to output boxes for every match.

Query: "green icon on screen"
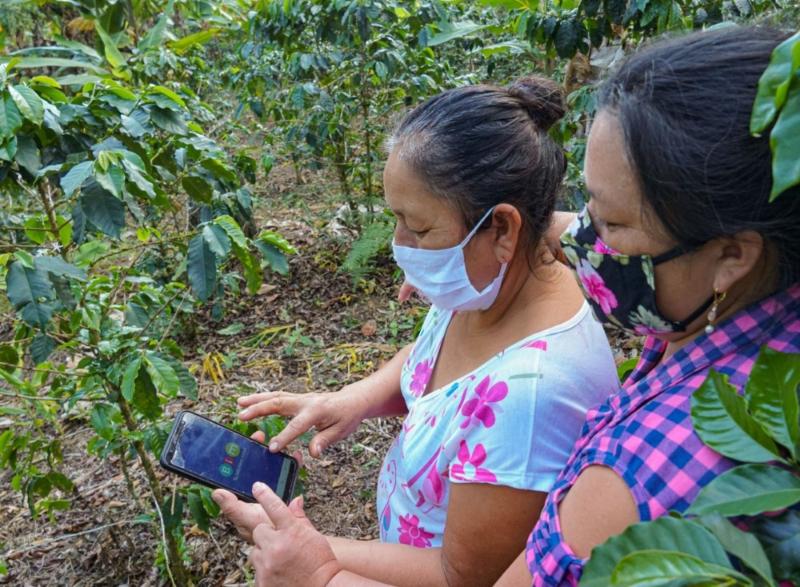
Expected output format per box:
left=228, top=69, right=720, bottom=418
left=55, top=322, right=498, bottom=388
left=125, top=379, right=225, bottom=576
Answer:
left=219, top=463, right=234, bottom=477
left=225, top=443, right=241, bottom=457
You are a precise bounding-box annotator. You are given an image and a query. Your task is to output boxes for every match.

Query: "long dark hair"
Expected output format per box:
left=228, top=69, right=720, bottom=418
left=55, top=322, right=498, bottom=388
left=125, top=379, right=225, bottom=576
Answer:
left=599, top=25, right=800, bottom=288
left=387, top=77, right=567, bottom=256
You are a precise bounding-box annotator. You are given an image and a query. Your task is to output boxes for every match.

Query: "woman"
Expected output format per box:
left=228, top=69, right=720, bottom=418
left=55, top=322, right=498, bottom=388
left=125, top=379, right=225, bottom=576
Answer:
left=218, top=25, right=800, bottom=586
left=213, top=77, right=619, bottom=586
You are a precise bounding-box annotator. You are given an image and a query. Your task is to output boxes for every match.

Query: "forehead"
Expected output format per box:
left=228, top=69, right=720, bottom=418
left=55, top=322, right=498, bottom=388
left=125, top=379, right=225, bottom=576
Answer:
left=584, top=112, right=642, bottom=216
left=383, top=150, right=457, bottom=220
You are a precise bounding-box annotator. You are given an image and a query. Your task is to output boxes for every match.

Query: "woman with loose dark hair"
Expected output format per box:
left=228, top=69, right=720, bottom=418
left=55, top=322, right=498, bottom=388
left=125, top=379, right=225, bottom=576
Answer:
left=213, top=78, right=618, bottom=586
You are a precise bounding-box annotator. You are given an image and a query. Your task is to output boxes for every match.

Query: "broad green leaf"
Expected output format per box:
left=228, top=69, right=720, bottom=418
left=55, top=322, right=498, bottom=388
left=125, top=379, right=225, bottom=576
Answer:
left=161, top=354, right=197, bottom=400
left=60, top=161, right=93, bottom=198
left=769, top=86, right=800, bottom=201
left=610, top=549, right=750, bottom=586
left=150, top=106, right=187, bottom=134
left=94, top=21, right=126, bottom=69
left=0, top=93, right=22, bottom=140
left=746, top=348, right=800, bottom=458
left=182, top=174, right=213, bottom=203
left=144, top=352, right=180, bottom=397
left=23, top=215, right=48, bottom=245
left=169, top=28, right=221, bottom=53
left=187, top=489, right=210, bottom=532
left=691, top=369, right=781, bottom=463
left=237, top=248, right=263, bottom=294
left=12, top=57, right=105, bottom=74
left=132, top=366, right=161, bottom=419
left=35, top=256, right=86, bottom=280
left=687, top=464, right=800, bottom=517
left=0, top=345, right=19, bottom=367
left=256, top=230, right=296, bottom=254
left=751, top=32, right=800, bottom=134
left=90, top=403, right=115, bottom=440
left=6, top=261, right=54, bottom=310
left=202, top=224, right=231, bottom=258
left=95, top=164, right=126, bottom=198
left=137, top=0, right=174, bottom=51
left=159, top=493, right=183, bottom=533
left=218, top=322, right=245, bottom=336
left=14, top=135, right=40, bottom=175
left=0, top=135, right=17, bottom=161
left=697, top=514, right=774, bottom=584
left=79, top=181, right=125, bottom=239
left=120, top=158, right=155, bottom=197
left=9, top=85, right=44, bottom=125
left=255, top=241, right=289, bottom=275
left=147, top=85, right=186, bottom=110
left=30, top=334, right=56, bottom=365
left=581, top=517, right=730, bottom=587
left=188, top=234, right=216, bottom=302
left=214, top=215, right=248, bottom=250
left=427, top=21, right=488, bottom=47
left=750, top=509, right=800, bottom=583
left=121, top=356, right=142, bottom=401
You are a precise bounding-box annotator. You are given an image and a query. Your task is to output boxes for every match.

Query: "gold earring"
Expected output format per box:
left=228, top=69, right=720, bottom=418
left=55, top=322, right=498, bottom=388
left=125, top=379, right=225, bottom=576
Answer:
left=704, top=289, right=727, bottom=335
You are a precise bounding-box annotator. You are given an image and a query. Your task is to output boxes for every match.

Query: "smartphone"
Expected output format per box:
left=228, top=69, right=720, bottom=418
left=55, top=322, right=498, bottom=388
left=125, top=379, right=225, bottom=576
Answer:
left=160, top=411, right=298, bottom=503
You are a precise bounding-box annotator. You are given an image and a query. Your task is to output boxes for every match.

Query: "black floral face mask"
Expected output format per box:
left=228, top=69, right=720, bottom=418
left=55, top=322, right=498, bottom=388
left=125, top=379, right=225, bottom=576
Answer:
left=560, top=207, right=712, bottom=335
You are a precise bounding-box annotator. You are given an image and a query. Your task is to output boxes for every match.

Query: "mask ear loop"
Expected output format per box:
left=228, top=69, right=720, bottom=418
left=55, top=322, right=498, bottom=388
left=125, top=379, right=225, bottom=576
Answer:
left=458, top=206, right=497, bottom=248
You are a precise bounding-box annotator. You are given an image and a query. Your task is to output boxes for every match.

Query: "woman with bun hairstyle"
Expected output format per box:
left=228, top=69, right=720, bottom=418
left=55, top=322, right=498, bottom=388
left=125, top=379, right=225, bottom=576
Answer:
left=213, top=77, right=619, bottom=586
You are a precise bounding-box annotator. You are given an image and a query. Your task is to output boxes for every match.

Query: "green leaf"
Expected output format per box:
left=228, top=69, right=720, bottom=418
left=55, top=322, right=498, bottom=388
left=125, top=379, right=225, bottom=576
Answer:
left=691, top=369, right=781, bottom=464
left=187, top=490, right=210, bottom=532
left=12, top=57, right=105, bottom=74
left=144, top=351, right=180, bottom=397
left=0, top=93, right=22, bottom=139
left=427, top=21, right=488, bottom=47
left=750, top=509, right=800, bottom=583
left=687, top=463, right=800, bottom=517
left=6, top=261, right=54, bottom=325
left=188, top=234, right=216, bottom=302
left=161, top=354, right=197, bottom=400
left=159, top=493, right=183, bottom=533
left=132, top=367, right=161, bottom=419
left=218, top=322, right=245, bottom=336
left=610, top=549, right=750, bottom=586
left=14, top=135, right=40, bottom=174
left=581, top=517, right=731, bottom=587
left=95, top=164, right=126, bottom=198
left=79, top=181, right=125, bottom=239
left=138, top=0, right=174, bottom=51
left=769, top=85, right=800, bottom=201
left=147, top=85, right=186, bottom=110
left=182, top=174, right=213, bottom=203
left=150, top=106, right=187, bottom=135
left=256, top=230, right=296, bottom=255
left=746, top=348, right=800, bottom=458
left=214, top=215, right=248, bottom=250
left=94, top=21, right=126, bottom=69
left=60, top=161, right=93, bottom=198
left=34, top=256, right=86, bottom=280
left=168, top=28, right=221, bottom=53
left=8, top=85, right=44, bottom=125
left=30, top=334, right=56, bottom=365
left=121, top=356, right=142, bottom=401
left=696, top=514, right=774, bottom=584
left=751, top=32, right=800, bottom=134
left=254, top=241, right=289, bottom=275
left=202, top=224, right=231, bottom=259
left=0, top=344, right=19, bottom=368
left=0, top=135, right=17, bottom=162
left=90, top=403, right=115, bottom=440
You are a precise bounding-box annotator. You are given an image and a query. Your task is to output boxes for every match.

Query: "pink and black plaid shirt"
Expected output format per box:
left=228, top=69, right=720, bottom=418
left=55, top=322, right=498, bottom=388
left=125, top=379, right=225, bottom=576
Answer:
left=525, top=284, right=800, bottom=585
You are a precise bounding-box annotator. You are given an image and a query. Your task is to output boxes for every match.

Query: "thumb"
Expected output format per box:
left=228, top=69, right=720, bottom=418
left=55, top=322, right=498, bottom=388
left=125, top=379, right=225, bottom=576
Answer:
left=288, top=495, right=306, bottom=518
left=398, top=280, right=415, bottom=303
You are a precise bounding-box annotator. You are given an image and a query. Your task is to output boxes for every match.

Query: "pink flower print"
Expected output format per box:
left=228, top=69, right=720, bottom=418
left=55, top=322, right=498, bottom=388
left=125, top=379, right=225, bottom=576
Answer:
left=398, top=514, right=435, bottom=548
left=460, top=375, right=508, bottom=429
left=409, top=359, right=433, bottom=396
left=593, top=238, right=619, bottom=255
left=576, top=259, right=618, bottom=315
left=450, top=441, right=497, bottom=483
left=421, top=466, right=445, bottom=506
left=524, top=339, right=548, bottom=351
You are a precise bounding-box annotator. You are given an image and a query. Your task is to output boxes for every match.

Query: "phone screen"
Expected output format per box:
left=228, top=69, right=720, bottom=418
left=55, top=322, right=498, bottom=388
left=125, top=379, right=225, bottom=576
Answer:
left=165, top=412, right=295, bottom=500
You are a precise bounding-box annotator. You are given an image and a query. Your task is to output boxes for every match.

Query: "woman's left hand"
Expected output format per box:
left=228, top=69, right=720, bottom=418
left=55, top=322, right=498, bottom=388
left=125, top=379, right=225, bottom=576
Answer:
left=237, top=482, right=342, bottom=587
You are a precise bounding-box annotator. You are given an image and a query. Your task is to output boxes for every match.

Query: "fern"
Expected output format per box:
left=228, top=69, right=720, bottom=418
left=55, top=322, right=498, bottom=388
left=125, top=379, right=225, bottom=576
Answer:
left=342, top=218, right=395, bottom=282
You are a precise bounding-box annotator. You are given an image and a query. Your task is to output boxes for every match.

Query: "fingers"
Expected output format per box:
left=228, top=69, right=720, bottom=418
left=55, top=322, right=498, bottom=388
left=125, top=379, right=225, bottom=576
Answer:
left=309, top=429, right=337, bottom=458
left=238, top=393, right=301, bottom=421
left=237, top=392, right=274, bottom=407
left=253, top=482, right=295, bottom=530
left=288, top=495, right=306, bottom=519
left=251, top=430, right=266, bottom=444
left=291, top=450, right=304, bottom=468
left=397, top=280, right=415, bottom=302
left=266, top=413, right=312, bottom=452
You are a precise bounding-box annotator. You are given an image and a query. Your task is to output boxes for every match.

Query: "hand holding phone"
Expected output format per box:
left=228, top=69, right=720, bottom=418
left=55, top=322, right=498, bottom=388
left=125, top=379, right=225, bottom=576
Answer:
left=160, top=411, right=298, bottom=503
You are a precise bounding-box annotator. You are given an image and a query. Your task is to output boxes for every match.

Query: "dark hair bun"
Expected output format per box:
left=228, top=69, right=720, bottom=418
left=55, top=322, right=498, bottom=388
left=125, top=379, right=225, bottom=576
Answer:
left=507, top=76, right=566, bottom=131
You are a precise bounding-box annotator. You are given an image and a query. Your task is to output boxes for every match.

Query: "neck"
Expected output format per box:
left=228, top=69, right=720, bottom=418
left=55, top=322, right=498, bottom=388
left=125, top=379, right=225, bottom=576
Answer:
left=463, top=250, right=565, bottom=332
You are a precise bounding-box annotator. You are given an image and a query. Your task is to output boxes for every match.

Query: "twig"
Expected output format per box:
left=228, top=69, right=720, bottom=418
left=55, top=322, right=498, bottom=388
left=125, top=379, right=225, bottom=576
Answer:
left=3, top=519, right=147, bottom=558
left=151, top=493, right=178, bottom=587
left=0, top=361, right=88, bottom=376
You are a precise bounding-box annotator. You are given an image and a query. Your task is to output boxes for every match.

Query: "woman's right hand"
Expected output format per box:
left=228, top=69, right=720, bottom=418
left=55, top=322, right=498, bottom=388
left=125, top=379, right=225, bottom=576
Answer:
left=237, top=385, right=371, bottom=457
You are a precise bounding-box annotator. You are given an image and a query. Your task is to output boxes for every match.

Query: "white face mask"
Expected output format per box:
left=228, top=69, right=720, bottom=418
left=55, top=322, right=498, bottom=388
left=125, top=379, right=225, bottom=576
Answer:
left=392, top=207, right=508, bottom=312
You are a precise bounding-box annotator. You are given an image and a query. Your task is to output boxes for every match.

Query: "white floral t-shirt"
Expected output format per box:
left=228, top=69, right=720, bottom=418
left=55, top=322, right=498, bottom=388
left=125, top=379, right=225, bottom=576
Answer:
left=375, top=302, right=618, bottom=548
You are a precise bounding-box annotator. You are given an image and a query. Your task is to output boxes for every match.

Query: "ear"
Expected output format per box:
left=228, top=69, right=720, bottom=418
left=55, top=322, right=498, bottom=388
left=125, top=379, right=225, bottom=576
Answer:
left=711, top=230, right=765, bottom=293
left=491, top=203, right=523, bottom=264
